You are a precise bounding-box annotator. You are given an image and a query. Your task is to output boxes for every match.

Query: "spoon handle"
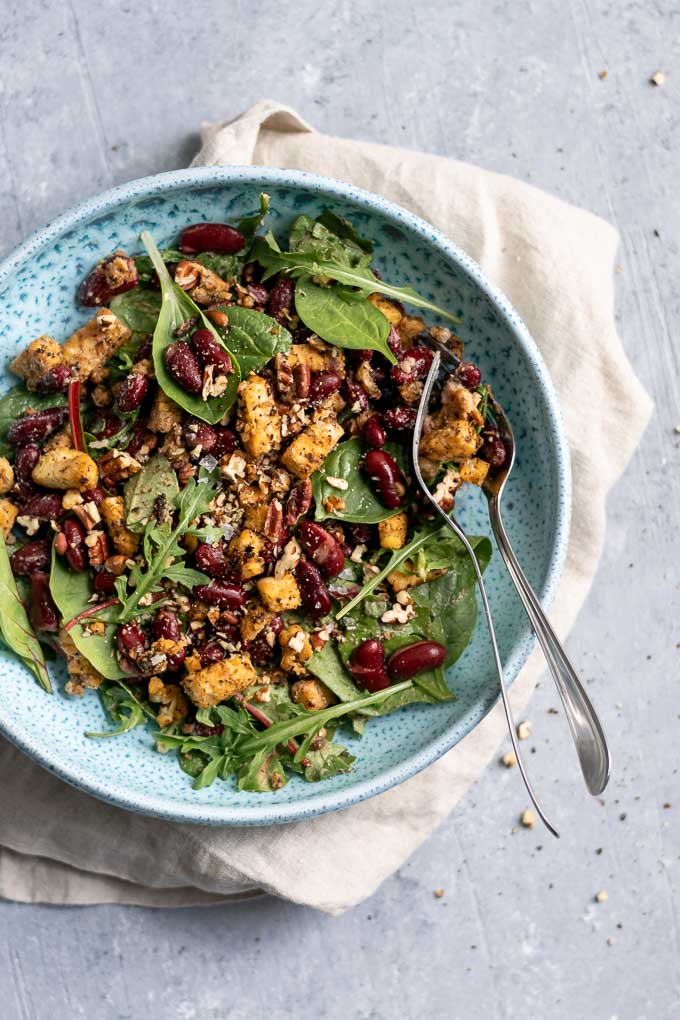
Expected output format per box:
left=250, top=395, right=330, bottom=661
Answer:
left=487, top=498, right=611, bottom=795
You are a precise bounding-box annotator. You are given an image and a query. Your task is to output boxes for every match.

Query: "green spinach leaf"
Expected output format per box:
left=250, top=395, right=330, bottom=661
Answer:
left=307, top=639, right=362, bottom=702
left=0, top=533, right=51, bottom=692
left=142, top=231, right=242, bottom=425
left=411, top=535, right=492, bottom=666
left=123, top=453, right=180, bottom=531
left=0, top=387, right=67, bottom=458
left=214, top=305, right=291, bottom=377
left=49, top=543, right=125, bottom=680
left=311, top=438, right=405, bottom=524
left=294, top=277, right=394, bottom=362
left=110, top=287, right=162, bottom=334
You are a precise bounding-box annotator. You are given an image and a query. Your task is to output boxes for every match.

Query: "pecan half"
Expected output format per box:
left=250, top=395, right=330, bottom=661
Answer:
left=284, top=479, right=312, bottom=526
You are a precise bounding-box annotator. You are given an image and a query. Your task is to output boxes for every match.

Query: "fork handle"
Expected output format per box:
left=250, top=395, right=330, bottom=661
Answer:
left=487, top=498, right=611, bottom=795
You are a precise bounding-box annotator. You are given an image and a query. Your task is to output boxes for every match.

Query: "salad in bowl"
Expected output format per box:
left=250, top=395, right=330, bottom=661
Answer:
left=0, top=196, right=507, bottom=793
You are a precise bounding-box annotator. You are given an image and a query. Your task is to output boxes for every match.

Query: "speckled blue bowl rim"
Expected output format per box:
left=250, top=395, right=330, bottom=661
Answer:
left=0, top=165, right=571, bottom=826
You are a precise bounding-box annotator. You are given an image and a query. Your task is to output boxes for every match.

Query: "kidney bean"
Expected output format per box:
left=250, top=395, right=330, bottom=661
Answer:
left=191, top=721, right=225, bottom=737
left=195, top=542, right=229, bottom=578
left=212, top=427, right=238, bottom=458
left=194, top=581, right=246, bottom=608
left=22, top=493, right=64, bottom=520
left=164, top=342, right=203, bottom=394
left=268, top=614, right=284, bottom=637
left=347, top=523, right=374, bottom=547
left=116, top=623, right=147, bottom=661
left=93, top=569, right=117, bottom=595
left=265, top=277, right=295, bottom=322
left=383, top=406, right=417, bottom=432
left=348, top=638, right=391, bottom=692
left=481, top=427, right=507, bottom=468
left=91, top=410, right=123, bottom=439
left=191, top=329, right=233, bottom=374
left=309, top=370, right=342, bottom=405
left=386, top=640, right=446, bottom=680
left=294, top=560, right=331, bottom=618
left=184, top=419, right=218, bottom=455
left=180, top=223, right=245, bottom=255
left=79, top=251, right=138, bottom=306
left=344, top=372, right=369, bottom=413
left=198, top=639, right=226, bottom=666
left=15, top=444, right=40, bottom=482
left=246, top=634, right=276, bottom=666
left=391, top=346, right=433, bottom=386
left=297, top=521, right=345, bottom=578
left=361, top=415, right=386, bottom=449
left=115, top=373, right=148, bottom=413
left=29, top=572, right=58, bottom=632
left=63, top=517, right=87, bottom=572
left=12, top=444, right=40, bottom=501
left=363, top=449, right=406, bottom=509
left=125, top=422, right=155, bottom=459
left=10, top=540, right=50, bottom=576
left=81, top=486, right=106, bottom=506
left=456, top=361, right=482, bottom=389
left=7, top=406, right=69, bottom=445
left=34, top=363, right=73, bottom=395
left=152, top=609, right=181, bottom=642
left=354, top=349, right=373, bottom=364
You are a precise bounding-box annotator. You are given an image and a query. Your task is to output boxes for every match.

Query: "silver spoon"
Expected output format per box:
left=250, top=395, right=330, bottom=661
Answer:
left=413, top=347, right=610, bottom=832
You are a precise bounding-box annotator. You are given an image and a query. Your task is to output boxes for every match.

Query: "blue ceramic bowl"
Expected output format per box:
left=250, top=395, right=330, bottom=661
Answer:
left=0, top=167, right=570, bottom=825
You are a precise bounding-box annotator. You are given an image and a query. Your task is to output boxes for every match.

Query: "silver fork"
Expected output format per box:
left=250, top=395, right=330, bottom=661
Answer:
left=413, top=348, right=611, bottom=837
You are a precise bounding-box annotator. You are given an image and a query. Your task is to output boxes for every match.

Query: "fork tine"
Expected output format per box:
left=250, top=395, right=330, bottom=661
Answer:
left=412, top=353, right=559, bottom=838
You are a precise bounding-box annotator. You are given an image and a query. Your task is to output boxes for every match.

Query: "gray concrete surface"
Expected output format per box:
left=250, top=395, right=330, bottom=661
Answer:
left=0, top=1, right=677, bottom=1017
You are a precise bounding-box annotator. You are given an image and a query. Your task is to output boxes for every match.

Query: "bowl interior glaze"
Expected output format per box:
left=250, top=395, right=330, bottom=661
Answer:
left=0, top=167, right=570, bottom=824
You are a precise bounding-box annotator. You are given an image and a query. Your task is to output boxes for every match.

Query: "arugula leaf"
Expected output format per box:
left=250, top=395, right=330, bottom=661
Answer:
left=124, top=453, right=180, bottom=531
left=0, top=387, right=67, bottom=458
left=116, top=469, right=218, bottom=622
left=334, top=524, right=445, bottom=620
left=0, top=533, right=51, bottom=692
left=301, top=741, right=355, bottom=782
left=289, top=213, right=373, bottom=268
left=49, top=543, right=125, bottom=680
left=312, top=438, right=405, bottom=524
left=316, top=210, right=374, bottom=256
left=213, top=305, right=291, bottom=377
left=251, top=235, right=460, bottom=324
left=141, top=231, right=242, bottom=425
left=85, top=681, right=149, bottom=738
left=294, top=277, right=394, bottom=362
left=237, top=192, right=270, bottom=252
left=237, top=748, right=288, bottom=792
left=110, top=287, right=162, bottom=334
left=235, top=679, right=414, bottom=757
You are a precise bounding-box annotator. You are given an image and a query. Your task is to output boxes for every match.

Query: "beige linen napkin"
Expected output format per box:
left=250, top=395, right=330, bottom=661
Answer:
left=0, top=101, right=652, bottom=915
